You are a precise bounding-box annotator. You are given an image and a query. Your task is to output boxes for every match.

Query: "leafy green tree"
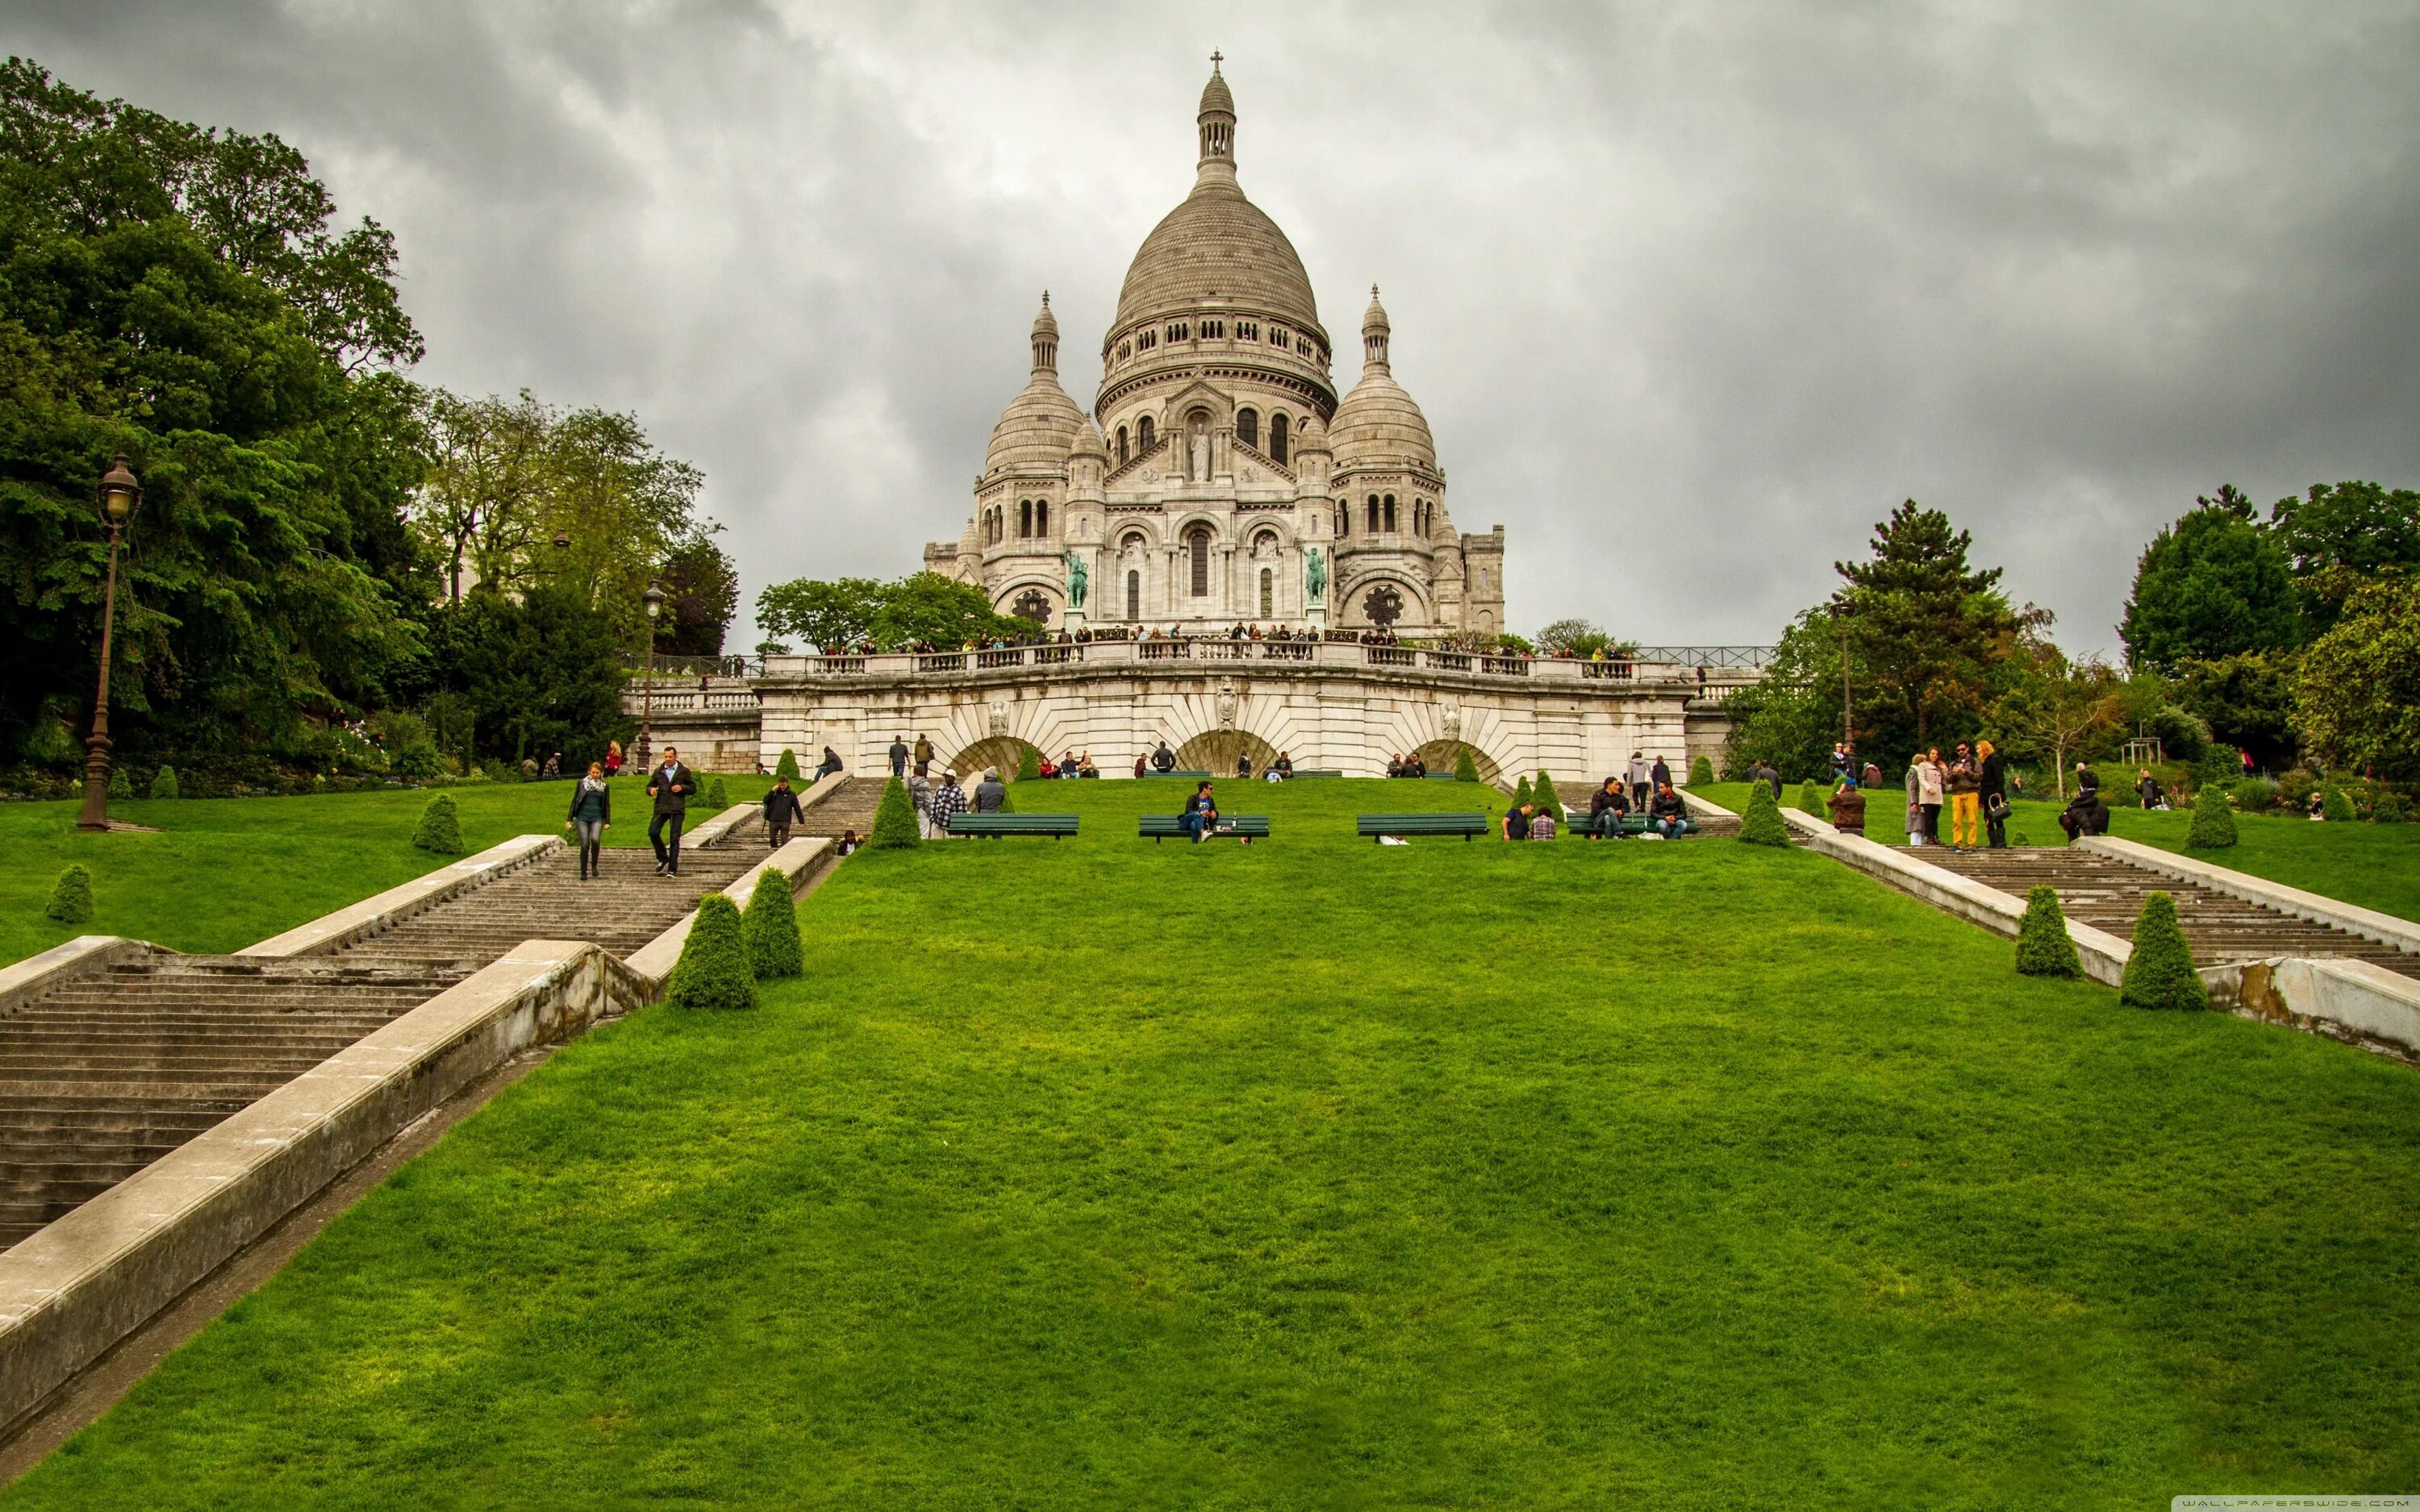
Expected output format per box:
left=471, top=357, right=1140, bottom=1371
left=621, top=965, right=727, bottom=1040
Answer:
left=415, top=586, right=628, bottom=764
left=2120, top=488, right=2299, bottom=672
left=148, top=765, right=178, bottom=798
left=1016, top=745, right=1041, bottom=781
left=2172, top=652, right=2297, bottom=769
left=666, top=893, right=755, bottom=1010
left=2293, top=577, right=2420, bottom=781
left=1721, top=607, right=1849, bottom=781
left=1990, top=643, right=2121, bottom=798
left=44, top=863, right=94, bottom=924
left=657, top=535, right=738, bottom=657
left=2269, top=481, right=2420, bottom=635
left=2119, top=893, right=2205, bottom=1011
left=703, top=777, right=728, bottom=810
left=1833, top=501, right=2021, bottom=755
left=755, top=576, right=888, bottom=650
left=106, top=766, right=131, bottom=800
left=2015, top=885, right=2080, bottom=977
left=741, top=873, right=802, bottom=981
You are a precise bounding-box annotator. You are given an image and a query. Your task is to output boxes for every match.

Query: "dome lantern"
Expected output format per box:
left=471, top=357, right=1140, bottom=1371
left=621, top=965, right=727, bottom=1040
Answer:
left=1198, top=52, right=1235, bottom=177
left=1031, top=291, right=1058, bottom=375
left=1362, top=285, right=1391, bottom=370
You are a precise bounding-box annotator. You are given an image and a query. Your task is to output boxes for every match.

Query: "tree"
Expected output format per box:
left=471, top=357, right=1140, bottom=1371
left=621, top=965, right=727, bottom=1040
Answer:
left=1833, top=500, right=2022, bottom=754
left=774, top=748, right=801, bottom=782
left=870, top=777, right=920, bottom=848
left=756, top=576, right=888, bottom=650
left=416, top=586, right=628, bottom=764
left=2119, top=893, right=2206, bottom=1011
left=1721, top=608, right=1848, bottom=783
left=2119, top=488, right=2299, bottom=672
left=665, top=893, right=755, bottom=1010
left=657, top=535, right=738, bottom=656
left=756, top=571, right=1031, bottom=654
left=2269, top=481, right=2420, bottom=635
left=741, top=873, right=802, bottom=980
left=2172, top=652, right=2297, bottom=769
left=1453, top=747, right=1478, bottom=781
left=1991, top=643, right=2122, bottom=798
left=45, top=864, right=94, bottom=925
left=2015, top=886, right=2080, bottom=977
left=1533, top=770, right=1561, bottom=815
left=412, top=793, right=461, bottom=853
left=2293, top=577, right=2420, bottom=781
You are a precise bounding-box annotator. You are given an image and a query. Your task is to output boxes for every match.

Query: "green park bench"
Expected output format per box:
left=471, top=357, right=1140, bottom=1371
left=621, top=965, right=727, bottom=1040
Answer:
left=1564, top=812, right=1656, bottom=837
left=1357, top=812, right=1491, bottom=842
left=1138, top=814, right=1271, bottom=843
left=1422, top=772, right=1461, bottom=780
left=1140, top=769, right=1214, bottom=779
left=1287, top=769, right=1344, bottom=778
left=948, top=814, right=1079, bottom=840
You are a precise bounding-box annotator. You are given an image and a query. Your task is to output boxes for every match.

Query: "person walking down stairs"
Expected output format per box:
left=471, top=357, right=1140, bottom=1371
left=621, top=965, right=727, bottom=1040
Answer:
left=647, top=747, right=696, bottom=876
left=762, top=776, right=805, bottom=850
left=565, top=761, right=612, bottom=880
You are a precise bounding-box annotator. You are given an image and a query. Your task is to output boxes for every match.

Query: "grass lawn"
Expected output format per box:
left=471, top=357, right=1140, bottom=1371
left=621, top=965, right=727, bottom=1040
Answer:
left=0, top=776, right=776, bottom=968
left=1692, top=781, right=2420, bottom=924
left=10, top=779, right=2420, bottom=1507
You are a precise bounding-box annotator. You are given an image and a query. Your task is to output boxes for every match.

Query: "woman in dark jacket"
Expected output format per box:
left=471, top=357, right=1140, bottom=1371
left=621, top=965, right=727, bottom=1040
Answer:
left=565, top=761, right=611, bottom=880
left=1978, top=739, right=2009, bottom=849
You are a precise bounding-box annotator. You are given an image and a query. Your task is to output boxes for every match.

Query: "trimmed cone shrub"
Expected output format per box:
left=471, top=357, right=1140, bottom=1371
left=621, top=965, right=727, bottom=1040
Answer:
left=1689, top=755, right=1714, bottom=786
left=107, top=766, right=131, bottom=800
left=705, top=776, right=729, bottom=810
left=45, top=864, right=95, bottom=925
left=1511, top=775, right=1533, bottom=810
left=870, top=776, right=920, bottom=848
left=2322, top=785, right=2357, bottom=823
left=1738, top=781, right=1790, bottom=846
left=741, top=870, right=803, bottom=980
left=666, top=893, right=756, bottom=1010
left=2015, top=885, right=2081, bottom=977
left=1797, top=780, right=1826, bottom=817
left=992, top=781, right=1016, bottom=814
left=1016, top=744, right=1041, bottom=781
left=1533, top=770, right=1561, bottom=817
left=412, top=793, right=463, bottom=854
left=149, top=765, right=179, bottom=799
left=2121, top=891, right=2205, bottom=1010
left=2186, top=783, right=2237, bottom=849
left=1454, top=747, right=1479, bottom=781
left=774, top=748, right=801, bottom=782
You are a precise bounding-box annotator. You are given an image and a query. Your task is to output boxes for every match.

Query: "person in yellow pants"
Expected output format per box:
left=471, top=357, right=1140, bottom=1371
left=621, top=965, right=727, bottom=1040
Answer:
left=1946, top=740, right=1983, bottom=852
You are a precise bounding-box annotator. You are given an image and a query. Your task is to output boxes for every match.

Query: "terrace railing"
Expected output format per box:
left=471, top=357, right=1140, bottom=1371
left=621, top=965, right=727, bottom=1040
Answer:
left=741, top=641, right=1775, bottom=685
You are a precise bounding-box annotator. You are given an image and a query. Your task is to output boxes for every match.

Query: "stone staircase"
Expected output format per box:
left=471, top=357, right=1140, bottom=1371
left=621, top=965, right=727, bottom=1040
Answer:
left=712, top=776, right=884, bottom=848
left=1, top=824, right=770, bottom=1251
left=1921, top=844, right=2420, bottom=981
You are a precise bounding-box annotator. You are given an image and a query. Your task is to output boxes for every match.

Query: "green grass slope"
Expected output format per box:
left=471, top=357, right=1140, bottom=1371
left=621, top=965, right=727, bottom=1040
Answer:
left=9, top=781, right=2419, bottom=1507
left=0, top=777, right=776, bottom=966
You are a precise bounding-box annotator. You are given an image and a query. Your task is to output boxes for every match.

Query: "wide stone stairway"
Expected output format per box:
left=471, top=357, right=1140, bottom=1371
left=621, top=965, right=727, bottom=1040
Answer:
left=1922, top=844, right=2420, bottom=981
left=0, top=827, right=763, bottom=1251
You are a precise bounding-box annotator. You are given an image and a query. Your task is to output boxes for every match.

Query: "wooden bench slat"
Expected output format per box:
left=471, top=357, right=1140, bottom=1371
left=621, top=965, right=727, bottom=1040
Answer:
left=1138, top=814, right=1270, bottom=841
left=1356, top=813, right=1491, bottom=842
left=948, top=814, right=1079, bottom=839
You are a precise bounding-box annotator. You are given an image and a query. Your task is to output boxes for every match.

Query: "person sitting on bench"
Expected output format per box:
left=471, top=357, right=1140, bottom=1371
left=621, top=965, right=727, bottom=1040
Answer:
left=1270, top=751, right=1294, bottom=781
left=1650, top=782, right=1692, bottom=839
left=1827, top=777, right=1866, bottom=835
left=1180, top=781, right=1216, bottom=842
left=1588, top=777, right=1632, bottom=839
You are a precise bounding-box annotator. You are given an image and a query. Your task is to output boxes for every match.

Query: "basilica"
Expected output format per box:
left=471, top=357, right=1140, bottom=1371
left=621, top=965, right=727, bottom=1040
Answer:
left=925, top=60, right=1505, bottom=639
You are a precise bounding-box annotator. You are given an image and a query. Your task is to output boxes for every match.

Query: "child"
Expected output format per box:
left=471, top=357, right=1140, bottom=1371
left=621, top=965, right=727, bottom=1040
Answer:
left=837, top=828, right=861, bottom=856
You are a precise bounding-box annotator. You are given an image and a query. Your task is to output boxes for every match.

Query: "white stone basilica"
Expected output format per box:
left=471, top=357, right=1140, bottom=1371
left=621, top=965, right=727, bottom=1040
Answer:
left=925, top=60, right=1505, bottom=639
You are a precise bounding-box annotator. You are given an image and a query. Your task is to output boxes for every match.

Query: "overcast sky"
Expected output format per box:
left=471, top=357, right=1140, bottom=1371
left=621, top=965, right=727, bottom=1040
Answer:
left=14, top=1, right=2419, bottom=655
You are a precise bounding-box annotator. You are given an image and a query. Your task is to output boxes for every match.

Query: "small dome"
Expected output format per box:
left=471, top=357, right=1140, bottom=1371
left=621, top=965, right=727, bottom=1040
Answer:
left=1033, top=291, right=1059, bottom=342
left=1069, top=419, right=1109, bottom=460
left=1329, top=369, right=1435, bottom=469
left=986, top=374, right=1084, bottom=473
left=1200, top=60, right=1234, bottom=119
left=1362, top=284, right=1390, bottom=336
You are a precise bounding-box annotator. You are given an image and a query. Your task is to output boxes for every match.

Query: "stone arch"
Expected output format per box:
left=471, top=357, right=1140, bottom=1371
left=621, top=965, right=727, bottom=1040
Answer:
left=948, top=735, right=1041, bottom=781
left=1175, top=728, right=1280, bottom=775
left=1412, top=739, right=1501, bottom=783
left=1338, top=571, right=1430, bottom=629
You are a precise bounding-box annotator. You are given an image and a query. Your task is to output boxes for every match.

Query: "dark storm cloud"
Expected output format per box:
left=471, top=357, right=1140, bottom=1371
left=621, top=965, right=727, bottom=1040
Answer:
left=10, top=1, right=2417, bottom=652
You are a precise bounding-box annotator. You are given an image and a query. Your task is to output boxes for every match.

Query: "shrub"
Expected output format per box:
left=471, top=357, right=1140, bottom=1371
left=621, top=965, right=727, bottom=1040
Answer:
left=1016, top=745, right=1040, bottom=781
left=2230, top=776, right=2279, bottom=812
left=666, top=893, right=756, bottom=1010
left=705, top=776, right=729, bottom=810
left=392, top=742, right=444, bottom=780
left=149, top=765, right=179, bottom=799
left=741, top=869, right=803, bottom=981
left=774, top=748, right=801, bottom=782
left=1738, top=781, right=1790, bottom=846
left=2186, top=783, right=2237, bottom=849
left=2014, top=885, right=2080, bottom=977
left=412, top=793, right=463, bottom=854
left=1689, top=755, right=1714, bottom=786
left=107, top=766, right=131, bottom=800
left=44, top=864, right=94, bottom=925
left=870, top=777, right=920, bottom=848
left=2322, top=785, right=2357, bottom=823
left=2376, top=792, right=2411, bottom=824
left=1454, top=747, right=1479, bottom=782
left=1797, top=780, right=1827, bottom=817
left=2120, top=892, right=2206, bottom=1010
left=2197, top=743, right=2243, bottom=784
left=2277, top=767, right=2321, bottom=814
left=1533, top=770, right=1562, bottom=816
left=1511, top=775, right=1533, bottom=810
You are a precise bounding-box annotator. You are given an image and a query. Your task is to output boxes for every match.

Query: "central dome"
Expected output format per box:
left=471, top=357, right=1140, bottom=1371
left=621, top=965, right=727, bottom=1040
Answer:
left=1112, top=181, right=1321, bottom=335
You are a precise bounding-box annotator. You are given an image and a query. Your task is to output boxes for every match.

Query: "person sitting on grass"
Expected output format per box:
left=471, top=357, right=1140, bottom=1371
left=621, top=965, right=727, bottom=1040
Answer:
left=1530, top=805, right=1558, bottom=840
left=1827, top=777, right=1866, bottom=835
left=1504, top=801, right=1532, bottom=841
left=1237, top=752, right=1254, bottom=780
left=930, top=771, right=968, bottom=835
left=1588, top=777, right=1631, bottom=839
left=1387, top=753, right=1404, bottom=778
left=1271, top=751, right=1293, bottom=780
left=1650, top=782, right=1692, bottom=839
left=836, top=828, right=861, bottom=856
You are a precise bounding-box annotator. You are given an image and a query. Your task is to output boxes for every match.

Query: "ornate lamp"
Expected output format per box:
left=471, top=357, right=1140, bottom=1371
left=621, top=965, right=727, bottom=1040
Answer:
left=637, top=581, right=666, bottom=767
left=77, top=458, right=142, bottom=831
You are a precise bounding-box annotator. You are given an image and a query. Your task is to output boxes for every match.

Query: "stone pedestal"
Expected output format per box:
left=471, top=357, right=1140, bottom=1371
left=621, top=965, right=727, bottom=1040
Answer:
left=1063, top=604, right=1087, bottom=633
left=1307, top=602, right=1328, bottom=632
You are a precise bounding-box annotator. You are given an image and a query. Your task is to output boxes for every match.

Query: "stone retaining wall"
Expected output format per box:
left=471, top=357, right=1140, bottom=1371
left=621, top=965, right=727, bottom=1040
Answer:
left=237, top=835, right=560, bottom=959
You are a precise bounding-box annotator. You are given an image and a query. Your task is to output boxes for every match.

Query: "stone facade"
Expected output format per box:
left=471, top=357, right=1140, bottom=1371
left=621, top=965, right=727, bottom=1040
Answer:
left=926, top=61, right=1504, bottom=639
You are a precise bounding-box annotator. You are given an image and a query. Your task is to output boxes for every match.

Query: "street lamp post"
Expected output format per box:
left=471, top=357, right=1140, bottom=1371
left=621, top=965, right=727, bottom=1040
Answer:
left=637, top=581, right=665, bottom=768
left=1826, top=597, right=1853, bottom=749
left=77, top=457, right=142, bottom=832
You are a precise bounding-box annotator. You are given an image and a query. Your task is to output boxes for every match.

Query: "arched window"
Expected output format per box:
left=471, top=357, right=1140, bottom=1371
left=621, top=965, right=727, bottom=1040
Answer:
left=1138, top=415, right=1155, bottom=453
left=1366, top=495, right=1379, bottom=533
left=1383, top=495, right=1397, bottom=532
left=1337, top=504, right=1349, bottom=537
left=1126, top=569, right=1141, bottom=621
left=1259, top=568, right=1274, bottom=618
left=1236, top=408, right=1258, bottom=450
left=1188, top=526, right=1211, bottom=597
left=1037, top=500, right=1049, bottom=536
left=1019, top=499, right=1032, bottom=538
left=1270, top=413, right=1288, bottom=464
left=1116, top=426, right=1129, bottom=465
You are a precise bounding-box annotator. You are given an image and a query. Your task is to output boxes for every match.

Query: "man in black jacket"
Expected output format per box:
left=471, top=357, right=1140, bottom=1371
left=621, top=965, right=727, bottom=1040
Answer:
left=1650, top=782, right=1692, bottom=839
left=762, top=777, right=805, bottom=850
left=646, top=748, right=695, bottom=875
left=1588, top=777, right=1631, bottom=839
left=1978, top=739, right=2009, bottom=848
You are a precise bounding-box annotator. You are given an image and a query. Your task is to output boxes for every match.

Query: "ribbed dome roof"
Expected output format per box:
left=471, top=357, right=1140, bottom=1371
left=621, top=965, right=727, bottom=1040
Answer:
left=1330, top=287, right=1433, bottom=468
left=1112, top=180, right=1321, bottom=335
left=986, top=375, right=1084, bottom=473
left=1069, top=419, right=1109, bottom=460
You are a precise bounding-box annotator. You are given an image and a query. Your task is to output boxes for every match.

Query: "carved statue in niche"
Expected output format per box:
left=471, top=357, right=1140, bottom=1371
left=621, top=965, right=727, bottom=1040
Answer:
left=1442, top=706, right=1462, bottom=741
left=987, top=704, right=1009, bottom=738
left=1216, top=685, right=1237, bottom=729
left=1189, top=421, right=1211, bottom=483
